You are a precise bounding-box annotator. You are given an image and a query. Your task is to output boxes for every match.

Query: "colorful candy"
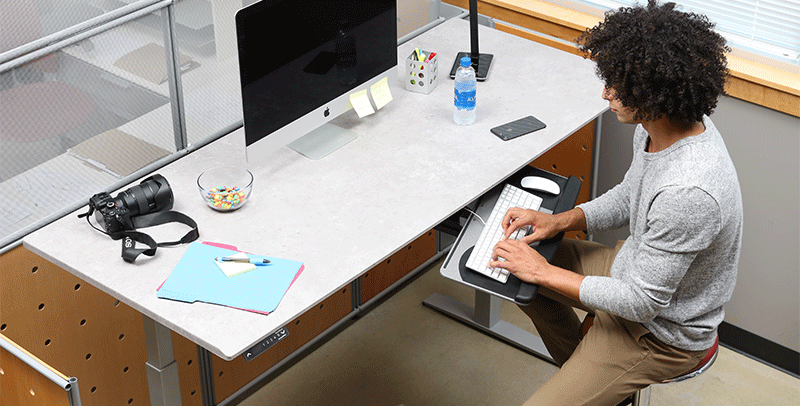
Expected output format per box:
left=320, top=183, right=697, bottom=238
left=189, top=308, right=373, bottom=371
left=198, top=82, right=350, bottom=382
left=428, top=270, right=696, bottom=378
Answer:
left=205, top=186, right=247, bottom=211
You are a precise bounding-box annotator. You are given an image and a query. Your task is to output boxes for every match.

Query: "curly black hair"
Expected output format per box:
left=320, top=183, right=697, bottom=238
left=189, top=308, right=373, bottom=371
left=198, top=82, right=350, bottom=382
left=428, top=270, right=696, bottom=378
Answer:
left=577, top=0, right=730, bottom=126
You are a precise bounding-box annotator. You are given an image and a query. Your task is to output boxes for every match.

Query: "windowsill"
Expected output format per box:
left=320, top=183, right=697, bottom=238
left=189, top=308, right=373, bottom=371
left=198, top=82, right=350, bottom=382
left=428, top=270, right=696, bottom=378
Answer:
left=444, top=0, right=800, bottom=118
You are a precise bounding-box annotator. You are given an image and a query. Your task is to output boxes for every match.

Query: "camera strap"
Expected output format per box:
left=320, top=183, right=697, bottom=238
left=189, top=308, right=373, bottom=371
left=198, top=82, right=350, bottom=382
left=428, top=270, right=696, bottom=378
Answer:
left=115, top=211, right=200, bottom=263
left=79, top=208, right=199, bottom=263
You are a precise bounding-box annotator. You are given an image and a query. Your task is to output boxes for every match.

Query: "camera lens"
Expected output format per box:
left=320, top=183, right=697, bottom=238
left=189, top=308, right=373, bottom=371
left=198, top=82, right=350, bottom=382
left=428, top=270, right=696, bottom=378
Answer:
left=117, top=174, right=174, bottom=216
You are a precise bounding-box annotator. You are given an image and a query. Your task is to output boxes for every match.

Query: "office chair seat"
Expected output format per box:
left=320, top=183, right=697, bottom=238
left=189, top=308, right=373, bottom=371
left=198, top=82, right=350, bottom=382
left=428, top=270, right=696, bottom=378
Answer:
left=662, top=334, right=719, bottom=383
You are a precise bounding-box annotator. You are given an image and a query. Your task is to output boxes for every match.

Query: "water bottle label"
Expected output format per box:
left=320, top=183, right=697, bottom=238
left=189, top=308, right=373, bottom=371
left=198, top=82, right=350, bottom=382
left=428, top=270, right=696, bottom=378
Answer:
left=454, top=89, right=476, bottom=110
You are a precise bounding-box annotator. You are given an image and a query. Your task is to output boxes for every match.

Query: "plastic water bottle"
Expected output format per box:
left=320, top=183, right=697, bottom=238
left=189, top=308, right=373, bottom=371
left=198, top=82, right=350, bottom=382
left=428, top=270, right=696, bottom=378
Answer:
left=454, top=56, right=476, bottom=125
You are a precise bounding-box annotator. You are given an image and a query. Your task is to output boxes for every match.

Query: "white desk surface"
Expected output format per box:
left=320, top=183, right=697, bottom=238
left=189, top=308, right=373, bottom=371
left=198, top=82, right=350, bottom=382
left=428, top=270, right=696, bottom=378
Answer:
left=24, top=18, right=607, bottom=361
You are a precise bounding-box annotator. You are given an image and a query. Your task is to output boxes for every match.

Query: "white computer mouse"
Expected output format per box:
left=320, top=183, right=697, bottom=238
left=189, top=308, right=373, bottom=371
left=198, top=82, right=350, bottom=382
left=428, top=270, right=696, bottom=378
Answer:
left=520, top=176, right=560, bottom=195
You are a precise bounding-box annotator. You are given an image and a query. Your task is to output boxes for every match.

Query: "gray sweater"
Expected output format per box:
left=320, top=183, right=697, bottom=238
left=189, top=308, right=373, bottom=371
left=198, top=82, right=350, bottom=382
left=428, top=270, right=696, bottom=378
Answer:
left=577, top=116, right=743, bottom=351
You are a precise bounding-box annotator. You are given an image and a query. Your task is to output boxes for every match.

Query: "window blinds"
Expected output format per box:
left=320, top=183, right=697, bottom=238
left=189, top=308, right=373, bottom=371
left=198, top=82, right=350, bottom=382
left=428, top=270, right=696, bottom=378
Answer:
left=580, top=0, right=800, bottom=64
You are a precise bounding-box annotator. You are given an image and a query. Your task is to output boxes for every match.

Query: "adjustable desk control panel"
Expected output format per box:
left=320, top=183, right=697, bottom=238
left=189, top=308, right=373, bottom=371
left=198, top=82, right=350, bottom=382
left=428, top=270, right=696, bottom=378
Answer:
left=243, top=326, right=289, bottom=362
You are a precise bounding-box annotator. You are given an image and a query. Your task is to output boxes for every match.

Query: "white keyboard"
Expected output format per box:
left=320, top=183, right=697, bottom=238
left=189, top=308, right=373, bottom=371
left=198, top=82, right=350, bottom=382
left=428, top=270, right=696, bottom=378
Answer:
left=465, top=184, right=543, bottom=283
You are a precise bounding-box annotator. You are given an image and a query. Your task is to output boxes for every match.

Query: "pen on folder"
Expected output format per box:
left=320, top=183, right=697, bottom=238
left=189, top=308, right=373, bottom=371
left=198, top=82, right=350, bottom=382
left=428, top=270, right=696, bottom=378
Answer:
left=214, top=256, right=271, bottom=265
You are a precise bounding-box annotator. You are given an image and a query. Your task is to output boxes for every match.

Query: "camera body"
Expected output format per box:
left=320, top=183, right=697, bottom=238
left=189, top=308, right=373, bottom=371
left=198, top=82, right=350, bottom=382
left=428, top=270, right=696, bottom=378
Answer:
left=88, top=174, right=174, bottom=233
left=89, top=192, right=135, bottom=233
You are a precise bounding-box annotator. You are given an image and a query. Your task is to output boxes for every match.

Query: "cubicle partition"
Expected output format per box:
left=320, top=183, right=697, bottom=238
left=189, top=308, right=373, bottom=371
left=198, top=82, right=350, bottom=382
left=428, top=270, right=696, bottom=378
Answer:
left=1, top=332, right=81, bottom=406
left=1, top=245, right=149, bottom=405
left=0, top=0, right=248, bottom=248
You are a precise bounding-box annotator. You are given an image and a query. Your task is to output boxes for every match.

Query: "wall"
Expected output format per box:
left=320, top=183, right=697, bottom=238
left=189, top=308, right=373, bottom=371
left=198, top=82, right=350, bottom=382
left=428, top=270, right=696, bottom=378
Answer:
left=399, top=0, right=439, bottom=38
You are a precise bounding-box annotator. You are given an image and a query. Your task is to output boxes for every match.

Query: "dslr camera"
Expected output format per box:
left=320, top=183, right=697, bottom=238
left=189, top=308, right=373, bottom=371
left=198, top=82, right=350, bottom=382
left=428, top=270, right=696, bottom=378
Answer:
left=88, top=174, right=173, bottom=233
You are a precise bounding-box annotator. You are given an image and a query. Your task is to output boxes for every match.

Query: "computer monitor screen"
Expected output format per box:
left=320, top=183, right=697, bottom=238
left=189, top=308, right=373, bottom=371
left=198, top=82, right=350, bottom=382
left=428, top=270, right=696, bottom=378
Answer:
left=236, top=0, right=397, bottom=160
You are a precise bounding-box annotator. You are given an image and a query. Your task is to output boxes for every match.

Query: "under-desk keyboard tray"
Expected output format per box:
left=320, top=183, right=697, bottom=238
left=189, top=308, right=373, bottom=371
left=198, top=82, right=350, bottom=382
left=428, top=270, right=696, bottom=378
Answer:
left=439, top=167, right=581, bottom=305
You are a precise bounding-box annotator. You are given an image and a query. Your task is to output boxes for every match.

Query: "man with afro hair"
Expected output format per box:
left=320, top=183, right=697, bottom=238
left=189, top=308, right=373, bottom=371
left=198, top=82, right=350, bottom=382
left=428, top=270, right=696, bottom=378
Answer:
left=488, top=1, right=743, bottom=404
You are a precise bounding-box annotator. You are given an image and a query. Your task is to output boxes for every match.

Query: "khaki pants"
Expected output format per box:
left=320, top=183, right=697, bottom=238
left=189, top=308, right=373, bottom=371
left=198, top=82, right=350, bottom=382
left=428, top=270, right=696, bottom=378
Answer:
left=519, top=239, right=707, bottom=406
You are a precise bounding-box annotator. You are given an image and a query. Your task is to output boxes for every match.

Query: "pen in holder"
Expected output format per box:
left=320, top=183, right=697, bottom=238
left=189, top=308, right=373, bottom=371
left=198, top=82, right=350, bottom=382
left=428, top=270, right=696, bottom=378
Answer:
left=404, top=48, right=438, bottom=94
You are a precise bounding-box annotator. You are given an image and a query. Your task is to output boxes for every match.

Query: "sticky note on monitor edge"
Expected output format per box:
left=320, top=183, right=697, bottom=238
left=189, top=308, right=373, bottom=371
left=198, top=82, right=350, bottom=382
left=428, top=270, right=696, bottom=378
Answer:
left=349, top=89, right=375, bottom=118
left=370, top=76, right=393, bottom=110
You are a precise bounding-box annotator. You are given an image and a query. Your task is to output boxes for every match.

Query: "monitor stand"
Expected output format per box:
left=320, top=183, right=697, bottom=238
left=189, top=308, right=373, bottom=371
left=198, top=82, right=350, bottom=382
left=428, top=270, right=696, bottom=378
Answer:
left=287, top=123, right=358, bottom=160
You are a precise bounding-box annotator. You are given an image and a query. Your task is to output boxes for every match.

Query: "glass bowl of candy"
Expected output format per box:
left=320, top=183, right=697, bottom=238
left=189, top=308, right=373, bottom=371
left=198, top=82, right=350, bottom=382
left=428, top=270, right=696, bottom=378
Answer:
left=197, top=166, right=253, bottom=211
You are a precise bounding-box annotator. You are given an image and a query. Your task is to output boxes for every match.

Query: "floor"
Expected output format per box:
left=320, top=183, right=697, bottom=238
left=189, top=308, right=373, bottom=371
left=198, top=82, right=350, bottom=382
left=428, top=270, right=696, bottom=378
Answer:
left=238, top=257, right=800, bottom=406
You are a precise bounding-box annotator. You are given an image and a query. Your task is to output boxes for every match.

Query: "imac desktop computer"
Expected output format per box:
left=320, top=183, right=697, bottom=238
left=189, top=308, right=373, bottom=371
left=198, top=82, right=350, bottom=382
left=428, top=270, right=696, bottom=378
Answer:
left=236, top=0, right=397, bottom=161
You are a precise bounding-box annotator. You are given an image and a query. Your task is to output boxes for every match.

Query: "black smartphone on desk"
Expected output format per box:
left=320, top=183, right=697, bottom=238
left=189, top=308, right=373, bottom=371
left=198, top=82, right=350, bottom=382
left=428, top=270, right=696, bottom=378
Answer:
left=491, top=115, right=546, bottom=141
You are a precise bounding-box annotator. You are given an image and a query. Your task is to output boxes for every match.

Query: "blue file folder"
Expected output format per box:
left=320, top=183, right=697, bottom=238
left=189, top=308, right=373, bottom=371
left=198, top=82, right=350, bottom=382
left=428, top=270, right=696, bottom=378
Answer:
left=157, top=242, right=304, bottom=314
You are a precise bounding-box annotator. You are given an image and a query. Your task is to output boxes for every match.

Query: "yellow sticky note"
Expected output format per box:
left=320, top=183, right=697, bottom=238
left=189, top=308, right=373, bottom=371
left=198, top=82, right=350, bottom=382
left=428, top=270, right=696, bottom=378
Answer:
left=214, top=252, right=256, bottom=277
left=370, top=77, right=393, bottom=110
left=349, top=89, right=375, bottom=118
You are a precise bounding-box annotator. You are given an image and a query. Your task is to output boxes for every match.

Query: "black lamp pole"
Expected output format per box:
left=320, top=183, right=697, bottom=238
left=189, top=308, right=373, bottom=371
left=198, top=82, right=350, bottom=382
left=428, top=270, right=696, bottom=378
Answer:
left=450, top=0, right=493, bottom=81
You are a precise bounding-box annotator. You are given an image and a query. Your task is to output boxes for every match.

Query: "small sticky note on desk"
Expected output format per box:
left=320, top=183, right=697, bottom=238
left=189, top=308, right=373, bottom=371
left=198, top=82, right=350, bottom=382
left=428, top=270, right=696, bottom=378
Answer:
left=349, top=89, right=375, bottom=118
left=215, top=252, right=256, bottom=277
left=370, top=77, right=393, bottom=110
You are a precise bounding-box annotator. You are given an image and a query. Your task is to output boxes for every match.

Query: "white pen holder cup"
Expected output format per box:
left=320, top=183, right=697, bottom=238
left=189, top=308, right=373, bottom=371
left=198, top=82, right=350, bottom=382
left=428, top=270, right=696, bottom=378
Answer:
left=404, top=49, right=438, bottom=94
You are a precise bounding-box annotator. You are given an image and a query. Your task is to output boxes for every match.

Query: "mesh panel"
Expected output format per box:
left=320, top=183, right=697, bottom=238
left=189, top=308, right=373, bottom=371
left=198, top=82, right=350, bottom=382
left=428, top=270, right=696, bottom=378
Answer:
left=174, top=0, right=244, bottom=147
left=1, top=12, right=174, bottom=240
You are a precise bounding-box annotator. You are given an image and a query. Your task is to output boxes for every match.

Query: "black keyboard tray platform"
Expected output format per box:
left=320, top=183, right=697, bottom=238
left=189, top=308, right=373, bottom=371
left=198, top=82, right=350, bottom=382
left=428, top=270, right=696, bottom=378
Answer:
left=440, top=167, right=581, bottom=305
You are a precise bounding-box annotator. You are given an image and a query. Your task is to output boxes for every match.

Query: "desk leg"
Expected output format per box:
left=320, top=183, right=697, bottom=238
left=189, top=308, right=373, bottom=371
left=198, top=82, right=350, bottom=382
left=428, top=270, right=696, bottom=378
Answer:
left=423, top=291, right=554, bottom=364
left=143, top=315, right=183, bottom=406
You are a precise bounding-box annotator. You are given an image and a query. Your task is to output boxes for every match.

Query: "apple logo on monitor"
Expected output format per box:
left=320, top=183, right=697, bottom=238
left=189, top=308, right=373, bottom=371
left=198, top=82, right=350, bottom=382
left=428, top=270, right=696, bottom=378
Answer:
left=324, top=107, right=330, bottom=117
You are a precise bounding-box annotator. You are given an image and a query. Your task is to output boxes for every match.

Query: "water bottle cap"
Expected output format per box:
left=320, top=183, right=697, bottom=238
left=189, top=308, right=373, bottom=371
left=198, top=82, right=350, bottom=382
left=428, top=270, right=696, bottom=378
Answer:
left=460, top=56, right=471, bottom=67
